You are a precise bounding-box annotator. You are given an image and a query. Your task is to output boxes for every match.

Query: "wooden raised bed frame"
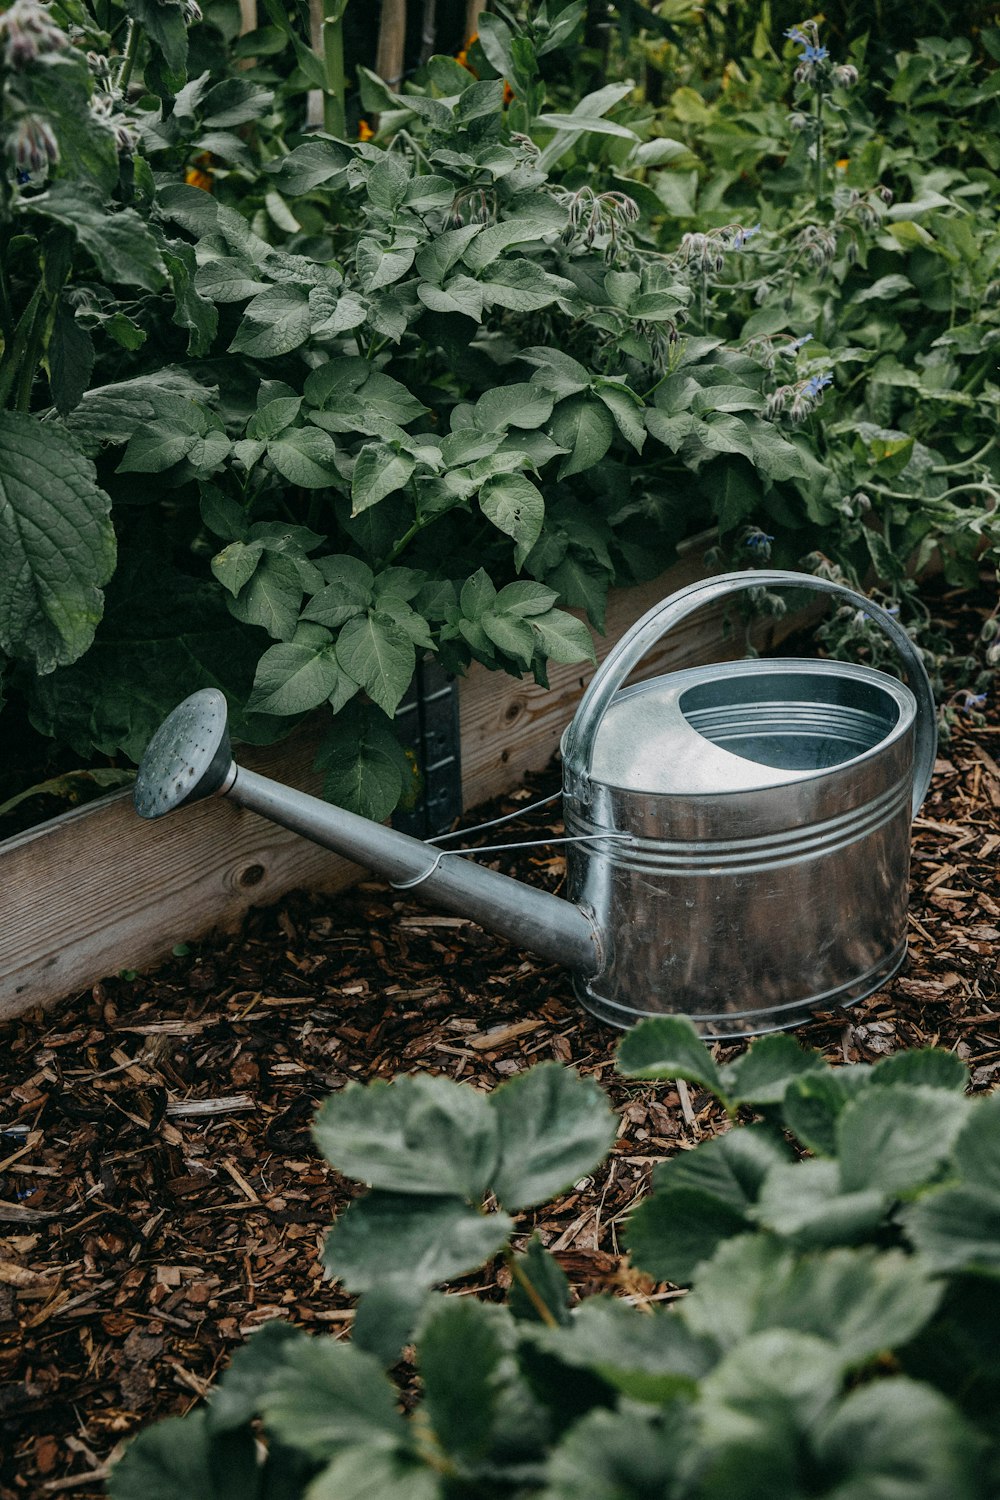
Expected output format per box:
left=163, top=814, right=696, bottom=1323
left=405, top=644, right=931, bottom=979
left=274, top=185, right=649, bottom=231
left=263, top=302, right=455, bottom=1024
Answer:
left=0, top=550, right=799, bottom=1019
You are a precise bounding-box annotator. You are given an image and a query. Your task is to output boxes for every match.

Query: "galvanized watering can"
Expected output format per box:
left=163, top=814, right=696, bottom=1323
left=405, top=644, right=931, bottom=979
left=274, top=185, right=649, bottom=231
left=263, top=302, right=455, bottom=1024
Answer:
left=134, top=570, right=936, bottom=1036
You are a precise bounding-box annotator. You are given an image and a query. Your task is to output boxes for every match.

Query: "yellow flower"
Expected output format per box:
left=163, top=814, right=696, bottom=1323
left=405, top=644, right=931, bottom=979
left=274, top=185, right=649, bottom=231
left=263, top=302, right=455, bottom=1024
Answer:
left=358, top=118, right=374, bottom=141
left=184, top=152, right=213, bottom=192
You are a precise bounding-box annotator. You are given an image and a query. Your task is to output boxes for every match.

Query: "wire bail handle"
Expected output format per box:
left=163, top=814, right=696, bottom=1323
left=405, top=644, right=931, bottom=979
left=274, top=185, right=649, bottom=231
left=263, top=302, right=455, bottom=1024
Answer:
left=561, top=569, right=937, bottom=816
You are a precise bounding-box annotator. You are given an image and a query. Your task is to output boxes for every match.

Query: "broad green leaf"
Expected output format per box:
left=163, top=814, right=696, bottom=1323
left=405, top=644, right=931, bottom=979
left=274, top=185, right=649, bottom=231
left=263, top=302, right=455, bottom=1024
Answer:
left=700, top=1329, right=844, bottom=1429
left=193, top=256, right=268, bottom=304
left=417, top=276, right=485, bottom=321
left=228, top=552, right=303, bottom=640
left=474, top=384, right=555, bottom=431
left=490, top=1063, right=617, bottom=1211
left=745, top=419, right=808, bottom=482
left=259, top=1339, right=404, bottom=1460
left=651, top=1125, right=790, bottom=1211
left=322, top=1193, right=513, bottom=1291
left=118, top=418, right=200, bottom=474
left=720, top=1035, right=827, bottom=1107
left=47, top=300, right=94, bottom=416
left=211, top=540, right=265, bottom=597
left=459, top=568, right=497, bottom=620
left=481, top=609, right=535, bottom=665
left=691, top=385, right=766, bottom=415
left=869, top=1048, right=970, bottom=1094
left=247, top=398, right=302, bottom=441
left=543, top=1407, right=692, bottom=1500
left=247, top=640, right=341, bottom=715
left=302, top=572, right=373, bottom=630
left=336, top=610, right=415, bottom=716
left=206, top=1320, right=306, bottom=1434
left=263, top=139, right=351, bottom=196
left=366, top=154, right=411, bottom=211
left=481, top=260, right=575, bottom=312
left=595, top=383, right=646, bottom=452
left=313, top=1074, right=498, bottom=1199
left=26, top=184, right=165, bottom=291
left=107, top=1412, right=255, bottom=1500
left=529, top=608, right=596, bottom=665
left=356, top=240, right=415, bottom=292
left=0, top=413, right=116, bottom=674
left=752, top=1159, right=889, bottom=1247
left=315, top=702, right=411, bottom=820
left=352, top=1280, right=427, bottom=1368
left=519, top=347, right=590, bottom=399
left=508, top=1234, right=571, bottom=1326
left=352, top=445, right=416, bottom=515
left=163, top=242, right=218, bottom=359
left=494, top=581, right=559, bottom=617
left=552, top=396, right=615, bottom=479
left=781, top=1072, right=852, bottom=1157
left=699, top=415, right=755, bottom=462
left=229, top=286, right=312, bottom=357
left=837, top=1085, right=970, bottom=1196
left=418, top=1298, right=510, bottom=1465
left=625, top=1188, right=749, bottom=1285
left=534, top=1297, right=715, bottom=1402
left=124, top=0, right=187, bottom=73
left=952, top=1091, right=1000, bottom=1192
left=415, top=224, right=483, bottom=284
left=645, top=408, right=699, bottom=453
left=615, top=1015, right=725, bottom=1092
left=306, top=1448, right=441, bottom=1500
left=815, top=1378, right=984, bottom=1499
left=686, top=1238, right=940, bottom=1366
left=463, top=208, right=567, bottom=270
left=902, top=1186, right=1000, bottom=1274
left=268, top=428, right=340, bottom=489
left=545, top=556, right=609, bottom=632
left=535, top=112, right=638, bottom=140
left=479, top=473, right=544, bottom=566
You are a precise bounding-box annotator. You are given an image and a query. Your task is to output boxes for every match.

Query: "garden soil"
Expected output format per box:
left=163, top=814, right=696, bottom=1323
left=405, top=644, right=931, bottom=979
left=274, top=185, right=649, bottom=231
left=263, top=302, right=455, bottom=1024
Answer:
left=1, top=585, right=998, bottom=1498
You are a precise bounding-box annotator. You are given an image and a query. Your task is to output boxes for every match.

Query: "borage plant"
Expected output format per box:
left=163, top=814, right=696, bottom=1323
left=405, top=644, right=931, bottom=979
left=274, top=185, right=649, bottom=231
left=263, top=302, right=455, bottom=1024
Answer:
left=107, top=1023, right=1000, bottom=1498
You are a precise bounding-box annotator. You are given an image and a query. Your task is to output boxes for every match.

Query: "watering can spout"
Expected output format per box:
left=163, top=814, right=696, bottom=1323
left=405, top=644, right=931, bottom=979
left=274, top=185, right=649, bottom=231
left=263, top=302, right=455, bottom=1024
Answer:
left=133, top=688, right=604, bottom=978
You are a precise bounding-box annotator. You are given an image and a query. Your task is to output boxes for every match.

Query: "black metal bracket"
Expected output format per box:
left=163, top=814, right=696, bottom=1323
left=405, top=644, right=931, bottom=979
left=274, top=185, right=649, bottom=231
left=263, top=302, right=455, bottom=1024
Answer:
left=391, top=658, right=463, bottom=838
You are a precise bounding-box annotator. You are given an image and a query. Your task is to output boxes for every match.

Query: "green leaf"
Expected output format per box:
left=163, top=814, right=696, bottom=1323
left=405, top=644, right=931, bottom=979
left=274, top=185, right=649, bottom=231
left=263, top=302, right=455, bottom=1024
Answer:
left=229, top=287, right=312, bottom=358
left=107, top=1412, right=254, bottom=1500
left=247, top=398, right=302, bottom=441
left=212, top=540, right=265, bottom=597
left=259, top=1339, right=404, bottom=1460
left=816, top=1378, right=984, bottom=1499
left=544, top=1407, right=693, bottom=1499
left=336, top=610, right=415, bottom=716
left=228, top=552, right=303, bottom=640
left=869, top=1049, right=970, bottom=1093
left=302, top=563, right=373, bottom=629
left=366, top=154, right=410, bottom=211
left=263, top=139, right=351, bottom=195
left=752, top=1159, right=889, bottom=1247
left=625, top=1187, right=751, bottom=1286
left=123, top=0, right=188, bottom=74
left=616, top=1015, right=725, bottom=1092
left=720, top=1035, right=827, bottom=1107
left=651, top=1126, right=790, bottom=1212
left=490, top=1064, right=617, bottom=1211
left=0, top=413, right=115, bottom=674
left=552, top=396, right=615, bottom=479
left=902, top=1186, right=1000, bottom=1275
left=26, top=185, right=165, bottom=292
left=417, top=276, right=485, bottom=321
left=312, top=1074, right=498, bottom=1199
left=47, top=299, right=94, bottom=416
left=481, top=609, right=535, bottom=666
left=322, top=1193, right=514, bottom=1292
left=481, top=259, right=575, bottom=312
left=415, top=224, right=483, bottom=284
left=535, top=1297, right=716, bottom=1402
left=509, top=1234, right=571, bottom=1326
left=837, top=1085, right=970, bottom=1197
left=701, top=1328, right=844, bottom=1429
left=418, top=1298, right=509, bottom=1465
left=474, top=384, right=554, bottom=431
left=306, top=1448, right=441, bottom=1500
left=479, top=472, right=544, bottom=567
left=357, top=240, right=415, bottom=293
left=247, top=640, right=342, bottom=715
left=195, top=257, right=270, bottom=303
left=536, top=112, right=638, bottom=140
left=206, top=1320, right=306, bottom=1434
left=351, top=445, right=416, bottom=515
left=595, top=383, right=646, bottom=452
left=781, top=1072, right=852, bottom=1157
left=494, top=581, right=559, bottom=617
left=268, top=428, right=340, bottom=489
left=352, top=1280, right=427, bottom=1368
left=519, top=347, right=590, bottom=399
left=529, top=608, right=596, bottom=665
left=163, top=243, right=218, bottom=358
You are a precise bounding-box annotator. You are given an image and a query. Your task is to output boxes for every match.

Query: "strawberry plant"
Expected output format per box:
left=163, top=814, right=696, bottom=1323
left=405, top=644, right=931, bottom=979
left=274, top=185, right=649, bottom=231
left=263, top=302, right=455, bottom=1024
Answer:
left=107, top=1028, right=1000, bottom=1498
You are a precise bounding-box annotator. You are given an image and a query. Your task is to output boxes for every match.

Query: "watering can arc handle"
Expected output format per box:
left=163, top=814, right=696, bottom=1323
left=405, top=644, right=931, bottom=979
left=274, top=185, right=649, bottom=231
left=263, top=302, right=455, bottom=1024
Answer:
left=562, top=569, right=937, bottom=816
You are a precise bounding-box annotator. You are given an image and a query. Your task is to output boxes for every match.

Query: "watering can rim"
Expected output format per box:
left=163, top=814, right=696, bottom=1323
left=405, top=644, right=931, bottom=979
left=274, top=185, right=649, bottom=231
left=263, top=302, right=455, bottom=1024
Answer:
left=562, top=655, right=919, bottom=801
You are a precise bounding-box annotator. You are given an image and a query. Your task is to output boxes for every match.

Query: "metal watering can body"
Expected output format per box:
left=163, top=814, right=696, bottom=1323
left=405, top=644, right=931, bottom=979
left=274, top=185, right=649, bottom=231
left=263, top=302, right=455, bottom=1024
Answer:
left=134, top=571, right=936, bottom=1037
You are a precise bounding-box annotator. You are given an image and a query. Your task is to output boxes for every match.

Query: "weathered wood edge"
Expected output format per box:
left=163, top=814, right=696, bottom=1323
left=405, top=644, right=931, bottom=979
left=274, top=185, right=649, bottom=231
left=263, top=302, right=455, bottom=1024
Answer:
left=0, top=555, right=795, bottom=1019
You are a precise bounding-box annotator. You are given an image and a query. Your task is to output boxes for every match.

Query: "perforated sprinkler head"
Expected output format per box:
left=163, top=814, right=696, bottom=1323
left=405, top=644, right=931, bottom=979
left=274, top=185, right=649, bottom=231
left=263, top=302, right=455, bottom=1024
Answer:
left=133, top=688, right=235, bottom=819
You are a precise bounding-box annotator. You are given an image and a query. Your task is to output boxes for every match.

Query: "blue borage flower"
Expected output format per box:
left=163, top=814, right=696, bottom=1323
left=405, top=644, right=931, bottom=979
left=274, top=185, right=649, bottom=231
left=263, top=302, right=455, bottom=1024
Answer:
left=803, top=372, right=833, bottom=398
left=784, top=25, right=809, bottom=44
left=802, top=44, right=829, bottom=63
left=963, top=691, right=988, bottom=708
left=744, top=529, right=775, bottom=551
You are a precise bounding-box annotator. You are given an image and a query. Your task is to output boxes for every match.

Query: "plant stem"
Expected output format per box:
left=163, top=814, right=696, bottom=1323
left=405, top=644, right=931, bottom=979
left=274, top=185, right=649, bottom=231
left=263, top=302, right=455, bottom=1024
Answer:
left=117, top=19, right=140, bottom=96
left=322, top=0, right=348, bottom=138
left=814, top=87, right=825, bottom=210
left=13, top=288, right=50, bottom=412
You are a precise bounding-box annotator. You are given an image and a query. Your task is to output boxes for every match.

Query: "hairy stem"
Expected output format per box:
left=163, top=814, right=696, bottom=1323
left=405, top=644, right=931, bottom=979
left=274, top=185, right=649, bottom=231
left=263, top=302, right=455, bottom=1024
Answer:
left=814, top=87, right=825, bottom=210
left=117, top=19, right=140, bottom=96
left=322, top=0, right=348, bottom=138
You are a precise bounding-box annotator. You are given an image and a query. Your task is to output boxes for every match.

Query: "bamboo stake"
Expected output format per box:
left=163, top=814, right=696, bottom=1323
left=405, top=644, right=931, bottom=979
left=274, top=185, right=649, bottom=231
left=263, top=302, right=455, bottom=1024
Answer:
left=375, top=0, right=407, bottom=90
left=464, top=1, right=486, bottom=44
left=236, top=0, right=256, bottom=71
left=419, top=0, right=437, bottom=65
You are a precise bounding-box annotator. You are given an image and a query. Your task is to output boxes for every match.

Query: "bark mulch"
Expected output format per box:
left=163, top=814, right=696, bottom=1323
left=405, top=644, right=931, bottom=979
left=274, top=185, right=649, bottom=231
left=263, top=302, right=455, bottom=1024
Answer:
left=1, top=600, right=998, bottom=1498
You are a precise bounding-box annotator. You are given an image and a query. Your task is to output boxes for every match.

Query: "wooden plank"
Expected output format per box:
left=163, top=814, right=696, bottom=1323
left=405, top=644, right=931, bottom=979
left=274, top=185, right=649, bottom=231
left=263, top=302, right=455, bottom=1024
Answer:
left=0, top=556, right=801, bottom=1018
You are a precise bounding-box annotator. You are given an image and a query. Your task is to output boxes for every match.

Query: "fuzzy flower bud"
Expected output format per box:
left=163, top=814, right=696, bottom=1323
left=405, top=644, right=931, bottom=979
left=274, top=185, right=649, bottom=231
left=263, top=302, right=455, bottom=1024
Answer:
left=0, top=0, right=69, bottom=68
left=9, top=112, right=59, bottom=173
left=181, top=0, right=202, bottom=23
left=834, top=64, right=859, bottom=88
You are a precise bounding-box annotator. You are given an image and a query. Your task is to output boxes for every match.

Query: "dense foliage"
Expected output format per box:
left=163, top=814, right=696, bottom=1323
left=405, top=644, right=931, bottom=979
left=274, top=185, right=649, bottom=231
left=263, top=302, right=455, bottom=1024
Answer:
left=2, top=0, right=996, bottom=825
left=107, top=1020, right=1000, bottom=1498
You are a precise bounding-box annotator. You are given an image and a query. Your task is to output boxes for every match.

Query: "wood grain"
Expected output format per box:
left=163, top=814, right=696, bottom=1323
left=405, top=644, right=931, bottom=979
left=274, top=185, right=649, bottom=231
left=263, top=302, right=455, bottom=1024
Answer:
left=0, top=559, right=801, bottom=1018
